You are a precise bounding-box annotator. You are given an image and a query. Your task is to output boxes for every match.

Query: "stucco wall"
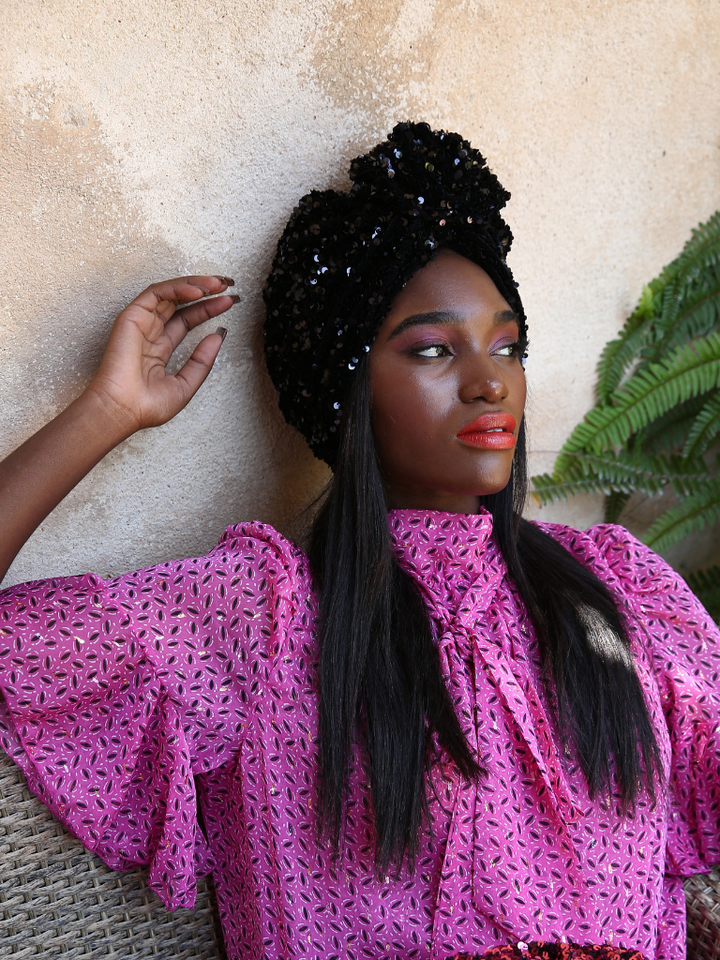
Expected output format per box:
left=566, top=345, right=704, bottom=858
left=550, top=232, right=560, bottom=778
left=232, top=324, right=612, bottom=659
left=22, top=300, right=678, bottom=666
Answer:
left=1, top=0, right=719, bottom=587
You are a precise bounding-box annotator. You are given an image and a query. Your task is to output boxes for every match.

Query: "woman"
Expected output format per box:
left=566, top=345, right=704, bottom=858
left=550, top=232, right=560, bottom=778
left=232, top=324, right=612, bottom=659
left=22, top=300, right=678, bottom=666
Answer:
left=0, top=122, right=717, bottom=960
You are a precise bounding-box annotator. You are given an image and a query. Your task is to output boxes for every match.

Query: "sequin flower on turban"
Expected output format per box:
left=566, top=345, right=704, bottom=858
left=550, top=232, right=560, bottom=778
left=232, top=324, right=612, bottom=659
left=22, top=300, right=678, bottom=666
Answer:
left=263, top=120, right=526, bottom=467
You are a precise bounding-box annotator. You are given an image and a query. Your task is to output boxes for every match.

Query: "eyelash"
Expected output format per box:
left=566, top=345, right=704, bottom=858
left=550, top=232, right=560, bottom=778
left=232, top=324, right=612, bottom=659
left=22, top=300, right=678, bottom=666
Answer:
left=413, top=343, right=451, bottom=358
left=412, top=341, right=524, bottom=359
left=494, top=341, right=523, bottom=358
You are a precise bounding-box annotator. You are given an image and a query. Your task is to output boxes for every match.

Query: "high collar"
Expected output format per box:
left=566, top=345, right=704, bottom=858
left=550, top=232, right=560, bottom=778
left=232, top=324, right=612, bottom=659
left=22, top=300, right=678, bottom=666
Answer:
left=388, top=507, right=499, bottom=612
left=389, top=506, right=593, bottom=938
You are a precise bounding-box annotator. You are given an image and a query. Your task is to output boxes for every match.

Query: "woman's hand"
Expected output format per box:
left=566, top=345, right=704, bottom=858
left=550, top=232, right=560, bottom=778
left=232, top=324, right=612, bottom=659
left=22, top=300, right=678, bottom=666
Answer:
left=0, top=275, right=239, bottom=584
left=85, top=276, right=238, bottom=436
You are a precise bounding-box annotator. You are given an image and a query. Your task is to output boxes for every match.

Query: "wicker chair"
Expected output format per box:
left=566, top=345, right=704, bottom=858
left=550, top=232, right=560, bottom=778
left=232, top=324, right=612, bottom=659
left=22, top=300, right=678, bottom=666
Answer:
left=686, top=872, right=720, bottom=960
left=0, top=749, right=718, bottom=959
left=0, top=749, right=227, bottom=958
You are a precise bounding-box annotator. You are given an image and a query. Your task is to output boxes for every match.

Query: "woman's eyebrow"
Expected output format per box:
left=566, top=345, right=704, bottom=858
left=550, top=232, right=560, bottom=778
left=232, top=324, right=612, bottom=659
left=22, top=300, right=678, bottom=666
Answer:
left=388, top=308, right=519, bottom=340
left=388, top=311, right=459, bottom=339
left=493, top=309, right=520, bottom=326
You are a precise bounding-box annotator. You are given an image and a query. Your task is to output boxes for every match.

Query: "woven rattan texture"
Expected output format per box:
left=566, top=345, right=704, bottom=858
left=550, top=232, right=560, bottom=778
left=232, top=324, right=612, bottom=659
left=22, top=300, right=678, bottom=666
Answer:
left=0, top=750, right=228, bottom=959
left=685, top=870, right=720, bottom=960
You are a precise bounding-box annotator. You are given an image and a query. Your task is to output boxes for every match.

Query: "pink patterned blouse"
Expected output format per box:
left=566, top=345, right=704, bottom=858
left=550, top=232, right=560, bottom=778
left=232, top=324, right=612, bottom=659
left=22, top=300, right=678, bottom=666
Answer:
left=0, top=509, right=718, bottom=960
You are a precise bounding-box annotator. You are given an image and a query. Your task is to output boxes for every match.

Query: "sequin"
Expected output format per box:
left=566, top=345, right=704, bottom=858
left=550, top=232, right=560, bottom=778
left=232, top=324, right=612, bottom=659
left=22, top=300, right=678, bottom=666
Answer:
left=450, top=943, right=647, bottom=960
left=262, top=122, right=527, bottom=467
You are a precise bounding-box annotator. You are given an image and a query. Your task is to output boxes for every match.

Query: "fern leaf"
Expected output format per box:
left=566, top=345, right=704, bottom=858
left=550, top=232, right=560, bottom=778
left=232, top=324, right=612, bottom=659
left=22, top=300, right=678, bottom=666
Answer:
left=633, top=394, right=710, bottom=454
left=685, top=565, right=720, bottom=623
left=529, top=473, right=617, bottom=506
left=666, top=210, right=720, bottom=286
left=547, top=212, right=720, bottom=569
left=596, top=280, right=664, bottom=400
left=581, top=450, right=708, bottom=493
left=645, top=268, right=720, bottom=363
left=558, top=333, right=720, bottom=461
left=644, top=478, right=720, bottom=550
left=596, top=332, right=645, bottom=401
left=530, top=450, right=707, bottom=506
left=604, top=491, right=631, bottom=523
left=682, top=392, right=720, bottom=459
left=552, top=449, right=705, bottom=488
left=596, top=212, right=720, bottom=401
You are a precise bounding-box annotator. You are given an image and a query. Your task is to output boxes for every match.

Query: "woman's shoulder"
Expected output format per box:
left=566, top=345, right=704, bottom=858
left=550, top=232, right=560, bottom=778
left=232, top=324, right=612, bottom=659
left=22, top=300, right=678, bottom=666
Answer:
left=0, top=519, right=314, bottom=626
left=209, top=519, right=309, bottom=578
left=530, top=518, right=636, bottom=554
left=153, top=518, right=314, bottom=609
left=528, top=518, right=681, bottom=600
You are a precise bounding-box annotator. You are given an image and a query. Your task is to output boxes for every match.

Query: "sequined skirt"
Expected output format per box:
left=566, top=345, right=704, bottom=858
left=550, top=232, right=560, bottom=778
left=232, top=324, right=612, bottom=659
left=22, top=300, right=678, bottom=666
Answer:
left=448, top=942, right=646, bottom=960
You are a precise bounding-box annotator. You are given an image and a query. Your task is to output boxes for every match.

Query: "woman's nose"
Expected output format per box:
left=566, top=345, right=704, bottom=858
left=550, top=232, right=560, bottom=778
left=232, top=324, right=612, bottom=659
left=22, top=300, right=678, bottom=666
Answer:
left=458, top=354, right=508, bottom=404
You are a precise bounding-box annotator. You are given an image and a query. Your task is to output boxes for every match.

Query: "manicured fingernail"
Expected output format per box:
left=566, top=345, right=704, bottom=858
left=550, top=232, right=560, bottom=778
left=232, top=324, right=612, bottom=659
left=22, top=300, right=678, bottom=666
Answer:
left=215, top=326, right=228, bottom=342
left=230, top=295, right=241, bottom=304
left=215, top=276, right=235, bottom=285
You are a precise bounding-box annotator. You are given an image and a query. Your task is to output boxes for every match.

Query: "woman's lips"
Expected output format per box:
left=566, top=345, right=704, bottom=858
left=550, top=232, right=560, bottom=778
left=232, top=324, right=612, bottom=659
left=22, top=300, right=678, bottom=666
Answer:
left=456, top=412, right=517, bottom=450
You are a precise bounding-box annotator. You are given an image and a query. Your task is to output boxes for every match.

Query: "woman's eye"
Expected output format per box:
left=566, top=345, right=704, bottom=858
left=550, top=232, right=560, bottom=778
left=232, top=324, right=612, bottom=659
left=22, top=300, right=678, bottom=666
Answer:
left=493, top=341, right=520, bottom=358
left=414, top=344, right=449, bottom=358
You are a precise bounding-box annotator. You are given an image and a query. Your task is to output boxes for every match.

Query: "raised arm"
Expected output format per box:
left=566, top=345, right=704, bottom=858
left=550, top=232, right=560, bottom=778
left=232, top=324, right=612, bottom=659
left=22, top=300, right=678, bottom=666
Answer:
left=0, top=275, right=238, bottom=583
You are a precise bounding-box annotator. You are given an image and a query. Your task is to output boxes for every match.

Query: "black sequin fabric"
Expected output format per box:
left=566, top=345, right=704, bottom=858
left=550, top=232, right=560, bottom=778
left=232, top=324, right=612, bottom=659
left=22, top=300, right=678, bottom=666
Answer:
left=263, top=121, right=527, bottom=466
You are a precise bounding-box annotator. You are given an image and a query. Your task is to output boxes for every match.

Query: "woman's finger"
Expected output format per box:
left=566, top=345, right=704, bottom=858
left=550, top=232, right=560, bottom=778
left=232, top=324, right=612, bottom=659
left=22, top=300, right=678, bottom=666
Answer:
left=171, top=329, right=227, bottom=407
left=162, top=294, right=240, bottom=356
left=132, top=276, right=235, bottom=315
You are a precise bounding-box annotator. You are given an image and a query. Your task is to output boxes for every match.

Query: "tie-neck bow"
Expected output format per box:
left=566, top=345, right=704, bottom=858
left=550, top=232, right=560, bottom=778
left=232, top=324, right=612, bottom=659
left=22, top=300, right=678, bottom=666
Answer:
left=389, top=508, right=496, bottom=617
left=388, top=509, right=597, bottom=947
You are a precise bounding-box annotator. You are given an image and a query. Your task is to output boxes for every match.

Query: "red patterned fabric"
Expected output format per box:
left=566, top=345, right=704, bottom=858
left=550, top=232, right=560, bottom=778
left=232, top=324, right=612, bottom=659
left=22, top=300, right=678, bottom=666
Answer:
left=0, top=508, right=718, bottom=960
left=449, top=940, right=646, bottom=960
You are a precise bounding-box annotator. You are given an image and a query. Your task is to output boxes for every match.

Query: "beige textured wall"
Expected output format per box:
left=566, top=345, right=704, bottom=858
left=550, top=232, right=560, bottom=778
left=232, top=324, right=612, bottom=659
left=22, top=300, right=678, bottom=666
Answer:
left=1, top=0, right=719, bottom=587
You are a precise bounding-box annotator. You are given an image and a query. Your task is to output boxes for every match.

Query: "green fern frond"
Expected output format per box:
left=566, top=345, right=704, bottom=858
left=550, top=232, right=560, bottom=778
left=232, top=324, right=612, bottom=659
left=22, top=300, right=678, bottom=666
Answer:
left=604, top=491, right=631, bottom=523
left=596, top=280, right=664, bottom=400
left=529, top=473, right=616, bottom=506
left=682, top=392, right=720, bottom=459
left=633, top=394, right=710, bottom=453
left=645, top=268, right=720, bottom=363
left=644, top=478, right=720, bottom=550
left=595, top=212, right=720, bottom=400
left=530, top=451, right=707, bottom=506
left=557, top=332, right=720, bottom=463
left=540, top=211, right=720, bottom=578
left=578, top=450, right=707, bottom=493
left=596, top=331, right=647, bottom=401
left=685, top=565, right=720, bottom=622
left=686, top=564, right=720, bottom=592
left=669, top=472, right=716, bottom=498
left=666, top=210, right=720, bottom=286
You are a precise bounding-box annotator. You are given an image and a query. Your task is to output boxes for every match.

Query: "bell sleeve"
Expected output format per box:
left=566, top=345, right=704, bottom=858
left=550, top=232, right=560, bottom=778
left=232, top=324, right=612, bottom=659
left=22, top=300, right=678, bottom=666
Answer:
left=0, top=522, right=302, bottom=909
left=590, top=524, right=720, bottom=877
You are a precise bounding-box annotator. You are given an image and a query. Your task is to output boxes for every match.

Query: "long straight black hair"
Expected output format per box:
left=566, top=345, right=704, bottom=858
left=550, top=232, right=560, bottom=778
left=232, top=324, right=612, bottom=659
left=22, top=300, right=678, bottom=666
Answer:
left=307, top=357, right=662, bottom=876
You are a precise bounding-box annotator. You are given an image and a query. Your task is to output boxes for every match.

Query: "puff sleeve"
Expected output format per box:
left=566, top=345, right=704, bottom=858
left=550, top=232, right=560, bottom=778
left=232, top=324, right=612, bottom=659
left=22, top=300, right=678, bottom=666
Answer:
left=589, top=525, right=720, bottom=876
left=0, top=522, right=304, bottom=909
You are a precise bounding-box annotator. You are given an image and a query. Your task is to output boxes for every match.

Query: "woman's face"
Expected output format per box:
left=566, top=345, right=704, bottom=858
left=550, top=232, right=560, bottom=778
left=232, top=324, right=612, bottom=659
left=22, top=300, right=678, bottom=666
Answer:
left=369, top=249, right=527, bottom=514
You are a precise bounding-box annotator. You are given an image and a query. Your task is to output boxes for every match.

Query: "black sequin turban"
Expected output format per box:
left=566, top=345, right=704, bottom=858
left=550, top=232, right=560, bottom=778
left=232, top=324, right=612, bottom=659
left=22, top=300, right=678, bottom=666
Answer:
left=263, top=121, right=526, bottom=467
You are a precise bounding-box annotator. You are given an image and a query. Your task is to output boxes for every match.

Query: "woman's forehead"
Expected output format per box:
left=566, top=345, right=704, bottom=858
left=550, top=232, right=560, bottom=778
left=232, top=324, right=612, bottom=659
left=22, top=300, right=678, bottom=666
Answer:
left=380, top=250, right=513, bottom=332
